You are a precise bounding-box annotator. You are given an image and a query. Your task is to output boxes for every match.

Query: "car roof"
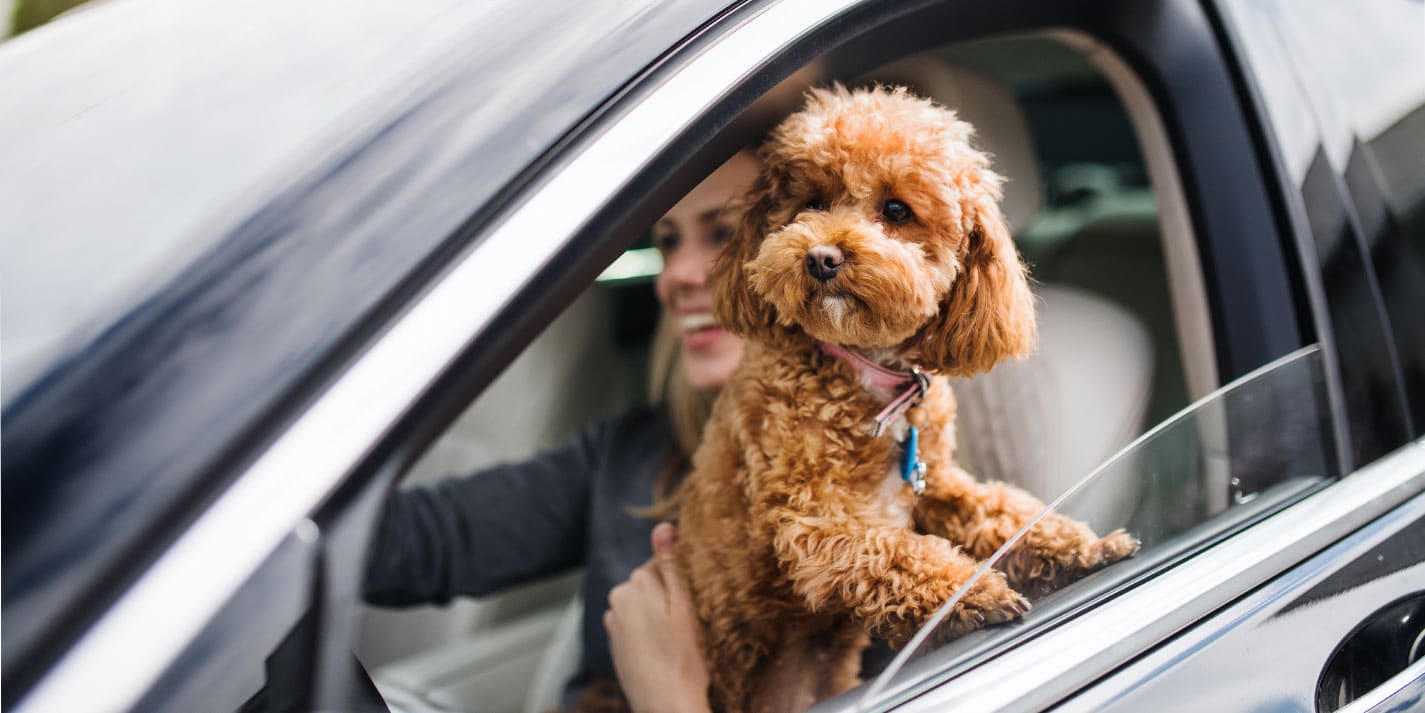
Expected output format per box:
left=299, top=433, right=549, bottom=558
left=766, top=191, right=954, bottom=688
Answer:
left=0, top=0, right=730, bottom=687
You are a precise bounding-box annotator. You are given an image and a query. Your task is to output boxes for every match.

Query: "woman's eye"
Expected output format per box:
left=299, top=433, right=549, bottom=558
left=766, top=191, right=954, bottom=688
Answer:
left=805, top=197, right=828, bottom=212
left=653, top=232, right=680, bottom=252
left=882, top=199, right=912, bottom=224
left=712, top=224, right=735, bottom=244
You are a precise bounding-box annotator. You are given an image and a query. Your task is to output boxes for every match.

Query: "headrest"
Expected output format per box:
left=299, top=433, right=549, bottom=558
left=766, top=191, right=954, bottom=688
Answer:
left=857, top=56, right=1043, bottom=232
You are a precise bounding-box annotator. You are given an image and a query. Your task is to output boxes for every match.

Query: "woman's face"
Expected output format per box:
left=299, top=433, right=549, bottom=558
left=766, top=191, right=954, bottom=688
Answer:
left=654, top=150, right=759, bottom=391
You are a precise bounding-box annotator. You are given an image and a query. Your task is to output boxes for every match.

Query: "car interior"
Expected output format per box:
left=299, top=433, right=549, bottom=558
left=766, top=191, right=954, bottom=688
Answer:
left=354, top=31, right=1223, bottom=713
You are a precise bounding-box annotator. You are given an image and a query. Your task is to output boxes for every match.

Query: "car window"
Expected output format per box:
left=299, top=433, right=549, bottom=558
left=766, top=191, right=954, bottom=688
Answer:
left=851, top=345, right=1337, bottom=710
left=352, top=30, right=1238, bottom=713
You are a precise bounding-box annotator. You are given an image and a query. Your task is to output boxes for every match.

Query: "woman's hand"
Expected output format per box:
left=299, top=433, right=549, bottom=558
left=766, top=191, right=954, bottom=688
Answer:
left=604, top=522, right=711, bottom=713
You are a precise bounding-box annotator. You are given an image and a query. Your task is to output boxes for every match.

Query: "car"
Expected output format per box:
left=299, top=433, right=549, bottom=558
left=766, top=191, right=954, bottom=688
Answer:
left=3, top=0, right=1423, bottom=711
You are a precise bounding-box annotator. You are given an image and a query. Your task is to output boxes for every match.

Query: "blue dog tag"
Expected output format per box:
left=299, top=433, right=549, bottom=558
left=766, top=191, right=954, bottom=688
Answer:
left=902, top=426, right=927, bottom=495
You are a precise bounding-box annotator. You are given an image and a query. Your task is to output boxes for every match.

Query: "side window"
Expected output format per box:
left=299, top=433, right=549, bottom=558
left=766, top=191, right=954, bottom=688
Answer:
left=347, top=29, right=1275, bottom=713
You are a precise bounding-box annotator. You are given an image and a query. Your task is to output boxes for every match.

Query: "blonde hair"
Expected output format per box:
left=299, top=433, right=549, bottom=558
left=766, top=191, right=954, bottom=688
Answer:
left=643, top=308, right=719, bottom=515
left=640, top=145, right=761, bottom=514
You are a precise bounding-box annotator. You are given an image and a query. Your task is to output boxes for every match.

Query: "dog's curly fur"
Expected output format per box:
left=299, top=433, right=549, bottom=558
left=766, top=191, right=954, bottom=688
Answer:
left=676, top=86, right=1139, bottom=713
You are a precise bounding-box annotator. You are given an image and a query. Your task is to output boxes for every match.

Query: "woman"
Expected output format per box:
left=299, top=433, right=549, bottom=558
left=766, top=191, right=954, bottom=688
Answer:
left=363, top=150, right=758, bottom=710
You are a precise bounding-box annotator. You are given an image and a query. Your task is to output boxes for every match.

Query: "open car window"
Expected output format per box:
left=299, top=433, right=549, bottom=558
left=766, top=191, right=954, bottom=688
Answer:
left=850, top=345, right=1339, bottom=711
left=357, top=29, right=1239, bottom=713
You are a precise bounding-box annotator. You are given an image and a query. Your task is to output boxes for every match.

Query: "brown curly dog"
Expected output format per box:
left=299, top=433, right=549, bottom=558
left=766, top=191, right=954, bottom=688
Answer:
left=676, top=85, right=1139, bottom=713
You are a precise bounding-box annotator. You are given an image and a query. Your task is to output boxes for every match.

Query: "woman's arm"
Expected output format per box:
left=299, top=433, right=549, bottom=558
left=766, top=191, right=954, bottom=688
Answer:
left=604, top=523, right=712, bottom=713
left=362, top=421, right=608, bottom=605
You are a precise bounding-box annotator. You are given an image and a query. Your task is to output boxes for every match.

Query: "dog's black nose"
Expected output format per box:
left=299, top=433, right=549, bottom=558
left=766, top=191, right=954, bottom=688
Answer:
left=805, top=246, right=844, bottom=282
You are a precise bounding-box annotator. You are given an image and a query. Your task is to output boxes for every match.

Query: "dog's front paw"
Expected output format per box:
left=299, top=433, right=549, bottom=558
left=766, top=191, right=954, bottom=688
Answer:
left=1090, top=529, right=1140, bottom=569
left=1008, top=526, right=1141, bottom=599
left=930, top=568, right=1029, bottom=643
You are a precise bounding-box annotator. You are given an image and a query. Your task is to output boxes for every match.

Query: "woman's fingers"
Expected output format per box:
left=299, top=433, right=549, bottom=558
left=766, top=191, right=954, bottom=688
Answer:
left=606, top=523, right=690, bottom=626
left=649, top=523, right=693, bottom=606
left=651, top=521, right=677, bottom=554
left=648, top=522, right=680, bottom=593
left=605, top=523, right=712, bottom=713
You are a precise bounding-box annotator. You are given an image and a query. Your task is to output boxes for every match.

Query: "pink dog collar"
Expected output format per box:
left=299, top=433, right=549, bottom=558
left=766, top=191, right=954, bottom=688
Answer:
left=815, top=342, right=930, bottom=438
left=817, top=342, right=931, bottom=494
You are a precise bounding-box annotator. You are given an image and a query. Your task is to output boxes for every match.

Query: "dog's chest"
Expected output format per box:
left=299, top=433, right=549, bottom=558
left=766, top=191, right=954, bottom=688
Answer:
left=851, top=379, right=947, bottom=529
left=872, top=468, right=917, bottom=528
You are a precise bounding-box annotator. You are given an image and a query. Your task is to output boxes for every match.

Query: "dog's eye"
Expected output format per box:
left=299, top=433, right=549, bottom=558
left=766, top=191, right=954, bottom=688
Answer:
left=882, top=199, right=913, bottom=224
left=806, top=197, right=828, bottom=212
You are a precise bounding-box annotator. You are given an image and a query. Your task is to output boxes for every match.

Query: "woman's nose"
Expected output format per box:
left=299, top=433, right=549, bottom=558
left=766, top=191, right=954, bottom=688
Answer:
left=664, top=246, right=710, bottom=287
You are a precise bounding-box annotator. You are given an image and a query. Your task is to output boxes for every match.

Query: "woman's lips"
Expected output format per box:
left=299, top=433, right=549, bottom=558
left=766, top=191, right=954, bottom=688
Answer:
left=679, top=312, right=727, bottom=350
left=684, top=327, right=728, bottom=350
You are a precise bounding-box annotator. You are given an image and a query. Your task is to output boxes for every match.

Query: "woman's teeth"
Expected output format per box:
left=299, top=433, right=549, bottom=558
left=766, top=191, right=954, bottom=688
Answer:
left=680, top=313, right=717, bottom=333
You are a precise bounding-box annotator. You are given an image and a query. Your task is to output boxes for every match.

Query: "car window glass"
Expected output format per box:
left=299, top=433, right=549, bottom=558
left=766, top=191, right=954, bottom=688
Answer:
left=854, top=345, right=1338, bottom=711
left=1217, top=0, right=1425, bottom=189
left=1259, top=0, right=1425, bottom=432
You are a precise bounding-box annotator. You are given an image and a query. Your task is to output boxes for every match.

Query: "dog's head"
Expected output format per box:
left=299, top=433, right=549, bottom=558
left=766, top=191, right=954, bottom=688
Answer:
left=714, top=85, right=1036, bottom=376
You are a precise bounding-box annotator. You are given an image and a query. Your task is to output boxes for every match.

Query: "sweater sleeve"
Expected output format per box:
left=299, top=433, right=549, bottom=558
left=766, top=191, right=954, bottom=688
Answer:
left=362, top=418, right=612, bottom=606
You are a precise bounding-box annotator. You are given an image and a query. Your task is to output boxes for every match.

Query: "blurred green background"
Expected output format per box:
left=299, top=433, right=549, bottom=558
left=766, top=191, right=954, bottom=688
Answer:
left=9, top=0, right=90, bottom=37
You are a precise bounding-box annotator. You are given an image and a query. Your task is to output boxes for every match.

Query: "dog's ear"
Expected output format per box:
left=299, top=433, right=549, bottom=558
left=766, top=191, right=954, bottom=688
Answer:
left=712, top=174, right=779, bottom=339
left=913, top=183, right=1037, bottom=376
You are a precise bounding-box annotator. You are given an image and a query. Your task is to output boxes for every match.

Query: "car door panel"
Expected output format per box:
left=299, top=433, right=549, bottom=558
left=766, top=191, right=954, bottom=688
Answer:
left=1056, top=490, right=1425, bottom=713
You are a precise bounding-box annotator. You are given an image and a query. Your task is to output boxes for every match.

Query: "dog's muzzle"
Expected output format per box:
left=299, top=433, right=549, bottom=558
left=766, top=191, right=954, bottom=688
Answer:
left=805, top=245, right=844, bottom=282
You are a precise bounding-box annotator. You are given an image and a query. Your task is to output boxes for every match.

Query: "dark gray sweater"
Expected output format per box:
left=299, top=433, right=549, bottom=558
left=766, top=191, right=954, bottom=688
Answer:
left=363, top=406, right=666, bottom=694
